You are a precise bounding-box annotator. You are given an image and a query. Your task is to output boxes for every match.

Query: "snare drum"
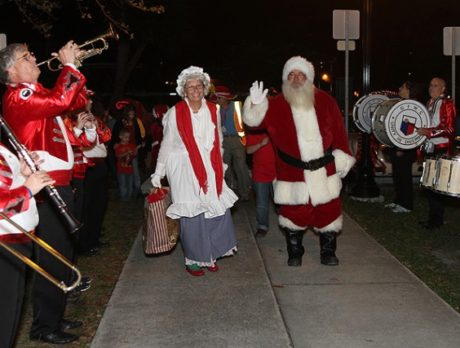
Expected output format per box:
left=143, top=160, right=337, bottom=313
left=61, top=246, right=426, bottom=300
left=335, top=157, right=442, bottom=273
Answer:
left=352, top=94, right=389, bottom=133
left=371, top=99, right=430, bottom=150
left=420, top=158, right=437, bottom=189
left=432, top=156, right=460, bottom=197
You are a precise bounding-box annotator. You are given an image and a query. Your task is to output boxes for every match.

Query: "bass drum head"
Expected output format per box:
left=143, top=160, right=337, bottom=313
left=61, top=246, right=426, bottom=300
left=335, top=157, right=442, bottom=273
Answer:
left=352, top=94, right=389, bottom=134
left=372, top=99, right=430, bottom=149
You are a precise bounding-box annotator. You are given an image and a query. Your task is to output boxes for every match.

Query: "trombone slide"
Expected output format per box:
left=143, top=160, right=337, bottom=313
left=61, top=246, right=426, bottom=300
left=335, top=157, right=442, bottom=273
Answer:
left=0, top=212, right=81, bottom=293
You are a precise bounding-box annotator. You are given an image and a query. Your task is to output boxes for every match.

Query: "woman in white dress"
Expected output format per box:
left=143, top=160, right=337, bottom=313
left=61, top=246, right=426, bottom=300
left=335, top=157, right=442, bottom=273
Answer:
left=151, top=66, right=238, bottom=276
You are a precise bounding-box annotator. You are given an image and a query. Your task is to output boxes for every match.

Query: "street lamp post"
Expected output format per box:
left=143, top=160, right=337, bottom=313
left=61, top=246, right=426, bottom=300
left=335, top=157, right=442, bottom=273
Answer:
left=350, top=0, right=381, bottom=200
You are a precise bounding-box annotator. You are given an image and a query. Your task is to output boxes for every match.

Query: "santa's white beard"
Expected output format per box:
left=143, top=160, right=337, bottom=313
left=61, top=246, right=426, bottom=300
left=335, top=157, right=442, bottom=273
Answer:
left=282, top=80, right=315, bottom=110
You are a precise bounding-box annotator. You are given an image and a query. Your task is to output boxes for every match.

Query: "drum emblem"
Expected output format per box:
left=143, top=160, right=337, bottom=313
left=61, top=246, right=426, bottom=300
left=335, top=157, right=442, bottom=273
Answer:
left=400, top=115, right=416, bottom=135
left=372, top=99, right=431, bottom=149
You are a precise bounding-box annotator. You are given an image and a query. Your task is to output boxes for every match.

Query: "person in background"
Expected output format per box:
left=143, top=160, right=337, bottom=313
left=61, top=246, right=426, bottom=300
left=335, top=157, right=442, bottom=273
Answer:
left=150, top=104, right=168, bottom=172
left=80, top=98, right=112, bottom=254
left=243, top=56, right=355, bottom=267
left=0, top=145, right=53, bottom=348
left=385, top=81, right=425, bottom=214
left=213, top=85, right=250, bottom=201
left=0, top=41, right=88, bottom=344
left=114, top=128, right=138, bottom=201
left=150, top=66, right=238, bottom=276
left=245, top=128, right=276, bottom=237
left=417, top=77, right=457, bottom=230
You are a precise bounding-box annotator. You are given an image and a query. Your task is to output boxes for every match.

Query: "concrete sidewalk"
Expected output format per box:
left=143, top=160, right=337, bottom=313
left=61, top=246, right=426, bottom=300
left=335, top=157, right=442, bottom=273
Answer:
left=91, top=200, right=460, bottom=348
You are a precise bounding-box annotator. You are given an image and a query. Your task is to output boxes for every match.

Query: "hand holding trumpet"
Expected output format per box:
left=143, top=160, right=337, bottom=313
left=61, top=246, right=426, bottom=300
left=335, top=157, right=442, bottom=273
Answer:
left=75, top=111, right=96, bottom=130
left=51, top=40, right=85, bottom=67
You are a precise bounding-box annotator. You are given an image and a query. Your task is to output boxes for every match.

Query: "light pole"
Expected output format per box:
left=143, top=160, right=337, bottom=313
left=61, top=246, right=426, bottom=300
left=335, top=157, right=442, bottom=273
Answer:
left=350, top=0, right=381, bottom=200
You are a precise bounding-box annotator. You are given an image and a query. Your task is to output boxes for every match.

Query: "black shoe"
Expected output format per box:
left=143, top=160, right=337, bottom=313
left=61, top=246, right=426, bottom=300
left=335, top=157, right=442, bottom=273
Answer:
left=30, top=330, right=79, bottom=344
left=70, top=279, right=91, bottom=293
left=60, top=319, right=83, bottom=330
left=255, top=229, right=267, bottom=238
left=320, top=232, right=339, bottom=266
left=287, top=256, right=302, bottom=266
left=320, top=254, right=339, bottom=266
left=81, top=276, right=92, bottom=285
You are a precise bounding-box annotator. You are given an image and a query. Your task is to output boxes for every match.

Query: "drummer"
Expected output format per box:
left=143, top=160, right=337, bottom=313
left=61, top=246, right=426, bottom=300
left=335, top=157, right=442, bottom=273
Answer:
left=417, top=77, right=457, bottom=230
left=385, top=81, right=425, bottom=213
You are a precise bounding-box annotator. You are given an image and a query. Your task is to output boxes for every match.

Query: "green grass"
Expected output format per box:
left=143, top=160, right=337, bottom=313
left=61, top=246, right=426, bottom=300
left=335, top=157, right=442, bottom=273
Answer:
left=343, top=182, right=460, bottom=312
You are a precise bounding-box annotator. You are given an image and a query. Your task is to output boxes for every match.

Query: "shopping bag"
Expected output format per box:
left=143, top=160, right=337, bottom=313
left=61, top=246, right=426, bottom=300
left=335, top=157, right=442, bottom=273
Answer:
left=143, top=187, right=179, bottom=255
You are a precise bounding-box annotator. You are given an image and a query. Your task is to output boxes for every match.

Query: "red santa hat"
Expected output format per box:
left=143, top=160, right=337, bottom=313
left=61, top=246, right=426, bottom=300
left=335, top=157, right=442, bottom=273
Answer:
left=282, top=56, right=315, bottom=82
left=213, top=85, right=237, bottom=100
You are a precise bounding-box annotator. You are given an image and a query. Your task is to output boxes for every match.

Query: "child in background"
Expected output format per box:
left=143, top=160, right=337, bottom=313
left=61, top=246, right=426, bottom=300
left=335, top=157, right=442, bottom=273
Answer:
left=114, top=128, right=138, bottom=200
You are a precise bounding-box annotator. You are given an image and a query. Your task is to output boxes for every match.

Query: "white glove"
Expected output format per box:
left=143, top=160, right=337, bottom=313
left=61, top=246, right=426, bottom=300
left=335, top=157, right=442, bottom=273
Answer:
left=249, top=81, right=268, bottom=105
left=150, top=174, right=162, bottom=188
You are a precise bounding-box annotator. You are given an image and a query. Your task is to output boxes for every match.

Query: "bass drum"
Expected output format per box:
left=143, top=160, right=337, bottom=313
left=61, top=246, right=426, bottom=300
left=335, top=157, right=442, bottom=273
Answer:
left=371, top=99, right=430, bottom=150
left=352, top=94, right=389, bottom=134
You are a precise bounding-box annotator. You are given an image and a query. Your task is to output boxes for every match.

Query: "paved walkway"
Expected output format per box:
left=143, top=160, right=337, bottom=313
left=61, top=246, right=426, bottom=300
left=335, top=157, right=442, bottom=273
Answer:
left=91, top=199, right=460, bottom=348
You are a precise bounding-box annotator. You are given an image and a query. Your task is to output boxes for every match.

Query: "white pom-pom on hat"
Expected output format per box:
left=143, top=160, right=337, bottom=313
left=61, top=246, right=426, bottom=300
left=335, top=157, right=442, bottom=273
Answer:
left=282, top=56, right=315, bottom=82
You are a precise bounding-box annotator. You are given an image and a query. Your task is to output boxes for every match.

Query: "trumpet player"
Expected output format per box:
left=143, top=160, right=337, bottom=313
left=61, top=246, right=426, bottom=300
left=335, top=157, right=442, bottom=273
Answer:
left=0, top=41, right=91, bottom=344
left=0, top=144, right=54, bottom=348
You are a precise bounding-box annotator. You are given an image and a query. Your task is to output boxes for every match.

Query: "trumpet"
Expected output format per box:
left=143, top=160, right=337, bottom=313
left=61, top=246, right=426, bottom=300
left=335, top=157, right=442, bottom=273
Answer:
left=37, top=25, right=119, bottom=71
left=0, top=212, right=82, bottom=293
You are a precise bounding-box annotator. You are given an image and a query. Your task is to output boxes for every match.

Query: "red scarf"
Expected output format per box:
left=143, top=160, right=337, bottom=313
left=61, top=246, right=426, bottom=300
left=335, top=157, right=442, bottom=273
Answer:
left=175, top=100, right=223, bottom=195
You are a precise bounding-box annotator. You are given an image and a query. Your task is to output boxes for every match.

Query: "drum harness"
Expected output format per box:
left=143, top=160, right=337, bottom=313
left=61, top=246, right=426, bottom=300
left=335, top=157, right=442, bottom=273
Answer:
left=277, top=147, right=334, bottom=171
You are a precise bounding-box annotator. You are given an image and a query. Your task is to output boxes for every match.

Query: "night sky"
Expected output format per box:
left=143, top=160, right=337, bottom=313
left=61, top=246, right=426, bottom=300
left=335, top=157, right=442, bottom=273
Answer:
left=1, top=0, right=459, bottom=106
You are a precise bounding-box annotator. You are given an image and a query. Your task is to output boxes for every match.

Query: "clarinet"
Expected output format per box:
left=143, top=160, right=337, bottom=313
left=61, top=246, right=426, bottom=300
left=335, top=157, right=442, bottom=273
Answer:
left=0, top=116, right=82, bottom=234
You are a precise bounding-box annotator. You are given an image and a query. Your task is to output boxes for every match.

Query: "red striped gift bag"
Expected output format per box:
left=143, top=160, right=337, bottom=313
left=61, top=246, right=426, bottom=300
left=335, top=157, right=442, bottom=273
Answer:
left=143, top=187, right=179, bottom=255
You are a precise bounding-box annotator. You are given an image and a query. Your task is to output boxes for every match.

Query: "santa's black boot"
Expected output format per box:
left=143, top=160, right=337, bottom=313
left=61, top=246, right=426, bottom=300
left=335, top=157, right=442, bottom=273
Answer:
left=319, top=232, right=339, bottom=266
left=284, top=229, right=305, bottom=266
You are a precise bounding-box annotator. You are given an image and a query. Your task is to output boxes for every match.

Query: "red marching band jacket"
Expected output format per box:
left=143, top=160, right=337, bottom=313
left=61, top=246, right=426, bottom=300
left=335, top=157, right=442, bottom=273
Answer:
left=63, top=116, right=96, bottom=179
left=83, top=117, right=112, bottom=165
left=426, top=96, right=457, bottom=154
left=2, top=65, right=89, bottom=186
left=0, top=144, right=39, bottom=244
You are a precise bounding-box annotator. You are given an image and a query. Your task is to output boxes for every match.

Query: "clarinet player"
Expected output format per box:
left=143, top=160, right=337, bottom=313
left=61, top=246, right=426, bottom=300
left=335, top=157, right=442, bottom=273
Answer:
left=0, top=41, right=92, bottom=344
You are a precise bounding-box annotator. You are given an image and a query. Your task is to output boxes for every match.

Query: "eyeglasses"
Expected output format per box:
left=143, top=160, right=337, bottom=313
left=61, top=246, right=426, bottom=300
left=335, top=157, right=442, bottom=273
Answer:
left=185, top=84, right=204, bottom=92
left=16, top=51, right=35, bottom=63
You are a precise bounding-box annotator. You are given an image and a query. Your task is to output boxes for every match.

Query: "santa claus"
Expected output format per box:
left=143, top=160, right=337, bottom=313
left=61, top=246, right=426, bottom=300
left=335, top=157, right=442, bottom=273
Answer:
left=243, top=56, right=355, bottom=266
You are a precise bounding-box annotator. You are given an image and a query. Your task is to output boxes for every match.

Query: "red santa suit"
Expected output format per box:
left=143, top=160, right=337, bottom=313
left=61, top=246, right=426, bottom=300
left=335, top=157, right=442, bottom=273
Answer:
left=244, top=89, right=355, bottom=232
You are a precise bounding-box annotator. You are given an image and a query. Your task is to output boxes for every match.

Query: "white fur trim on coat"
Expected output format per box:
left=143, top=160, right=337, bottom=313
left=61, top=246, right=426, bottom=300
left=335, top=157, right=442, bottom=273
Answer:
left=279, top=215, right=306, bottom=230
left=333, top=149, right=356, bottom=178
left=315, top=215, right=343, bottom=232
left=274, top=172, right=342, bottom=206
left=242, top=96, right=268, bottom=127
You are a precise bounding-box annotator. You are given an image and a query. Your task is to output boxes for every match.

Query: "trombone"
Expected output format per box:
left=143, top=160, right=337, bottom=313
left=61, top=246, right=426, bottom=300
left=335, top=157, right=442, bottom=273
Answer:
left=37, top=25, right=119, bottom=72
left=0, top=212, right=82, bottom=293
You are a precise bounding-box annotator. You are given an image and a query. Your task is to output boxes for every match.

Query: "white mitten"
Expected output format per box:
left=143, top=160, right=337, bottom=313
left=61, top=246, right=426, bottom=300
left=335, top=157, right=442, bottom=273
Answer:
left=150, top=174, right=162, bottom=188
left=249, top=81, right=268, bottom=105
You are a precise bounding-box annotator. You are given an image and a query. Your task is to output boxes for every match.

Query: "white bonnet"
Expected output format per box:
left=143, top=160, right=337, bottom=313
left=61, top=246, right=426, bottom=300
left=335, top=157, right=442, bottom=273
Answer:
left=176, top=66, right=211, bottom=98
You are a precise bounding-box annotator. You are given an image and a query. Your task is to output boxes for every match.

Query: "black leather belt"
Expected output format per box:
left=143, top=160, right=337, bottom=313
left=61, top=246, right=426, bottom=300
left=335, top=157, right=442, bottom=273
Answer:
left=277, top=148, right=334, bottom=171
